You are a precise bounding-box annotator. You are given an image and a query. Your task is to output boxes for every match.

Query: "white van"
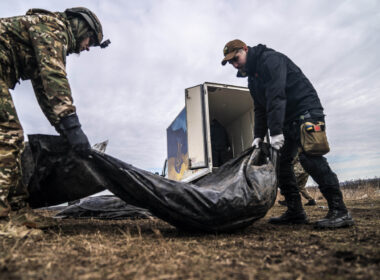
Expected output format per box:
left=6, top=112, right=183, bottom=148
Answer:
left=163, top=82, right=255, bottom=183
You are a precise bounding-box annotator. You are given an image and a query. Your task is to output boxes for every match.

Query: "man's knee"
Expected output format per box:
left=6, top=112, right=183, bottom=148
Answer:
left=299, top=153, right=321, bottom=174
left=299, top=153, right=339, bottom=191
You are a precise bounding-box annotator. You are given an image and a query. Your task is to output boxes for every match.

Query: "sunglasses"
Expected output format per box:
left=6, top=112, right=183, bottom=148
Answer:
left=228, top=49, right=242, bottom=64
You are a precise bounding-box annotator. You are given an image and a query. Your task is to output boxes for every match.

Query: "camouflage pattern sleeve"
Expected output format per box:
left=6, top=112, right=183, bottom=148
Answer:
left=28, top=19, right=76, bottom=125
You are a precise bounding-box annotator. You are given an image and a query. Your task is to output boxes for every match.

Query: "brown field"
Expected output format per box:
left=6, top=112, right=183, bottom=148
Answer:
left=1, top=187, right=379, bottom=280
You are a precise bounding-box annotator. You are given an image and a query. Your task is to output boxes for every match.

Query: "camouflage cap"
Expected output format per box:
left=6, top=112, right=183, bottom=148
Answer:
left=221, top=39, right=247, bottom=65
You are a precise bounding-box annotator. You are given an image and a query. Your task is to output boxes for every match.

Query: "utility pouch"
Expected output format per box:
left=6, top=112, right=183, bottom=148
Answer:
left=300, top=121, right=330, bottom=155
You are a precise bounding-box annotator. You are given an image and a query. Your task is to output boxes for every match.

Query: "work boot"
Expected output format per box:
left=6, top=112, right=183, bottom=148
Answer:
left=304, top=199, right=316, bottom=206
left=269, top=193, right=308, bottom=224
left=315, top=191, right=354, bottom=229
left=10, top=206, right=58, bottom=229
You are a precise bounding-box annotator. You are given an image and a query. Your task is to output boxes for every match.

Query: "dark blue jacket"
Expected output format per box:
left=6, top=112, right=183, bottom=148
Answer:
left=240, top=44, right=323, bottom=138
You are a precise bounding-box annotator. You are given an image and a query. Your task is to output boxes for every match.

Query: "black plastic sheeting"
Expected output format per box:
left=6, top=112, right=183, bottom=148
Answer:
left=25, top=135, right=106, bottom=208
left=55, top=195, right=152, bottom=220
left=24, top=134, right=278, bottom=232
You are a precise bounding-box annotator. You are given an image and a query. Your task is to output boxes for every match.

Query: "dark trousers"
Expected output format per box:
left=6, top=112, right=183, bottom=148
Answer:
left=278, top=114, right=340, bottom=199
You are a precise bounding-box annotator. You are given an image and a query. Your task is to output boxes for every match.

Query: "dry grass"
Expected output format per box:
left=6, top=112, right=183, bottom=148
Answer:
left=0, top=188, right=379, bottom=280
left=293, top=183, right=380, bottom=202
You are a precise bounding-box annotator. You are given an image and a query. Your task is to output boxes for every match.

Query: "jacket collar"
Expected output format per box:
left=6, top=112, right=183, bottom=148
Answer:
left=236, top=44, right=267, bottom=78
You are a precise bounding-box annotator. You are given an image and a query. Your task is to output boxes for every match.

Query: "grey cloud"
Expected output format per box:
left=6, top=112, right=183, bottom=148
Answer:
left=2, top=0, right=380, bottom=180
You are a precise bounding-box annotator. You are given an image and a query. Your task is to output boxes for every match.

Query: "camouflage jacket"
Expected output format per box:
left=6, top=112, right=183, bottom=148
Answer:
left=0, top=9, right=77, bottom=125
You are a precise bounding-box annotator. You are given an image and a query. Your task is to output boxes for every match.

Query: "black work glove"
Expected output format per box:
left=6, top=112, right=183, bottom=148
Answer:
left=57, top=114, right=91, bottom=156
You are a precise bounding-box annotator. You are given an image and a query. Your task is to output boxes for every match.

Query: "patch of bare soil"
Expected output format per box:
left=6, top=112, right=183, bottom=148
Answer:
left=0, top=196, right=379, bottom=280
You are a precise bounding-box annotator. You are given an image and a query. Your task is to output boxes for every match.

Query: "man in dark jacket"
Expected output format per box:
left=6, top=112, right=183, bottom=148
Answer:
left=221, top=39, right=353, bottom=228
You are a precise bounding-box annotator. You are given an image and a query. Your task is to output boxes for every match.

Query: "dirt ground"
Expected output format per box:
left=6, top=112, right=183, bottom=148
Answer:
left=0, top=192, right=379, bottom=280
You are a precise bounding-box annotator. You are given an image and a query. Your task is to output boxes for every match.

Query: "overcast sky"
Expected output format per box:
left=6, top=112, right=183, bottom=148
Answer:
left=1, top=0, right=379, bottom=182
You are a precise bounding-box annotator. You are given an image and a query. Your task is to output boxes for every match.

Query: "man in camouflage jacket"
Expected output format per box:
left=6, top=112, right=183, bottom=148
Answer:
left=0, top=7, right=110, bottom=228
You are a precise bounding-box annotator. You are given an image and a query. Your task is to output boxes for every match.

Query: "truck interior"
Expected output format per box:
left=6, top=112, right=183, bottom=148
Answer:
left=206, top=85, right=254, bottom=162
left=181, top=83, right=255, bottom=181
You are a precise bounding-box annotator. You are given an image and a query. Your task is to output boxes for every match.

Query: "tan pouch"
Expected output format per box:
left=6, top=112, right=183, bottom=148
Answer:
left=300, top=121, right=330, bottom=155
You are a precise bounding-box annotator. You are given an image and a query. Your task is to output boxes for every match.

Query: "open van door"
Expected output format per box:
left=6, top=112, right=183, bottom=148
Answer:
left=185, top=85, right=208, bottom=169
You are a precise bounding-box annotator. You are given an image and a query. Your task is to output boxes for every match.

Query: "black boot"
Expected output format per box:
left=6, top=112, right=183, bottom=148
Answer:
left=269, top=193, right=308, bottom=224
left=315, top=191, right=354, bottom=229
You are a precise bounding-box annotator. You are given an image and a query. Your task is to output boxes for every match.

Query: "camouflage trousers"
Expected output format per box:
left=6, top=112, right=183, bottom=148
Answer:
left=293, top=157, right=313, bottom=201
left=0, top=74, right=28, bottom=217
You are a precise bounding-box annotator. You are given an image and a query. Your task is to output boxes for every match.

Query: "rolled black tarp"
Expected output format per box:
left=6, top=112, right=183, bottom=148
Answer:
left=54, top=195, right=152, bottom=220
left=25, top=134, right=278, bottom=232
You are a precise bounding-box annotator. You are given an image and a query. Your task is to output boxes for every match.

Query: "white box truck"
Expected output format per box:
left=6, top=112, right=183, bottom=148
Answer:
left=164, top=82, right=255, bottom=182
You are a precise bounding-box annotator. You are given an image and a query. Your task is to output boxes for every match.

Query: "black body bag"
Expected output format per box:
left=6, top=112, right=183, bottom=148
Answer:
left=24, top=135, right=278, bottom=232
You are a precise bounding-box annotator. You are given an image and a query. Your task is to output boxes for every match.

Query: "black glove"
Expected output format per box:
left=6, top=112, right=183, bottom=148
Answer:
left=57, top=114, right=91, bottom=156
